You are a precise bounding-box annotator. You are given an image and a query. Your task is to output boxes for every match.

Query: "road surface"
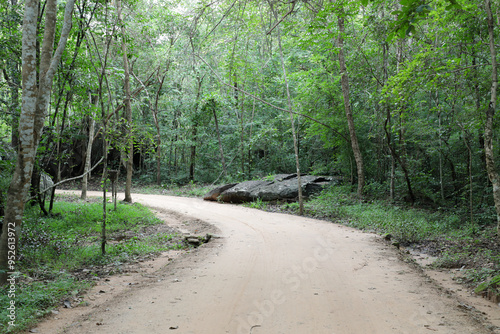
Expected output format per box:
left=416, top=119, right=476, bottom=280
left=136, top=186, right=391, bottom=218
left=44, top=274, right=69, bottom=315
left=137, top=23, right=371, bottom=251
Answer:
left=37, top=192, right=493, bottom=334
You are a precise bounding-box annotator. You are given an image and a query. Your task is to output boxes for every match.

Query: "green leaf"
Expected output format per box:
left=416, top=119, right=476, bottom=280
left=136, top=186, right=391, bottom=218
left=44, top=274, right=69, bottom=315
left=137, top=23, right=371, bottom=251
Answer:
left=416, top=5, right=431, bottom=13
left=399, top=0, right=414, bottom=5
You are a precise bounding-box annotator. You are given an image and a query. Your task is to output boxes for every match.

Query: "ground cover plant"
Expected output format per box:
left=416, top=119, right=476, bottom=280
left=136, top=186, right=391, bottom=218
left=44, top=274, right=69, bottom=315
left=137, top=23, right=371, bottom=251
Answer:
left=0, top=196, right=184, bottom=333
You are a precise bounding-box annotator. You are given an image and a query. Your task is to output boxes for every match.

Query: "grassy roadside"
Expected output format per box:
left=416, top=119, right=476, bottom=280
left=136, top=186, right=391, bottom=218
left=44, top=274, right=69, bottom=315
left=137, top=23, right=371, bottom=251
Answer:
left=245, top=185, right=500, bottom=300
left=0, top=195, right=185, bottom=333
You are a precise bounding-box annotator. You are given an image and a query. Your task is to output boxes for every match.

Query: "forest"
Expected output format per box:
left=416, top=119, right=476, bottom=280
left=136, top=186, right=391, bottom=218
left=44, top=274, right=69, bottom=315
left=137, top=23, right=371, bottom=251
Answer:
left=1, top=0, right=500, bottom=285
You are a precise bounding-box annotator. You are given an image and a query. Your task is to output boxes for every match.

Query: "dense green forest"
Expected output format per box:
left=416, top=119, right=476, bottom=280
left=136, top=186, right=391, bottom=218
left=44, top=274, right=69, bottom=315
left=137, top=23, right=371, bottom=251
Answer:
left=1, top=0, right=500, bottom=281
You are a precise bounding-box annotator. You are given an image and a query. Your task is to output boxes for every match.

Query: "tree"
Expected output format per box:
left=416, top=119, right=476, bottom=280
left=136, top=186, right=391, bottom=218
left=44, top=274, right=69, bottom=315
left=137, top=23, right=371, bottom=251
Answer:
left=336, top=9, right=365, bottom=197
left=268, top=0, right=304, bottom=214
left=116, top=0, right=133, bottom=203
left=483, top=0, right=500, bottom=237
left=0, top=0, right=76, bottom=284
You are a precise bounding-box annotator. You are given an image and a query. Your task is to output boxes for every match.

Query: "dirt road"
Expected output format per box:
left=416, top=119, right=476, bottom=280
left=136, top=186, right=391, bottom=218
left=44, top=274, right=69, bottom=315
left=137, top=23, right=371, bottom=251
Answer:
left=37, top=192, right=495, bottom=334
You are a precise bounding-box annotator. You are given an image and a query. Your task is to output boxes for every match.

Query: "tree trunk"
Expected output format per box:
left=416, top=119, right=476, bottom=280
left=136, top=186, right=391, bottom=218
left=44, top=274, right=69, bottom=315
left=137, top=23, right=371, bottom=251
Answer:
left=247, top=98, right=256, bottom=175
left=81, top=94, right=97, bottom=200
left=212, top=106, right=227, bottom=178
left=484, top=0, right=500, bottom=237
left=102, top=146, right=108, bottom=255
left=189, top=125, right=197, bottom=181
left=154, top=113, right=162, bottom=186
left=189, top=76, right=204, bottom=182
left=116, top=0, right=133, bottom=203
left=152, top=70, right=168, bottom=185
left=3, top=0, right=20, bottom=149
left=384, top=115, right=415, bottom=203
left=269, top=0, right=304, bottom=215
left=382, top=42, right=395, bottom=201
left=337, top=15, right=365, bottom=197
left=0, top=0, right=75, bottom=284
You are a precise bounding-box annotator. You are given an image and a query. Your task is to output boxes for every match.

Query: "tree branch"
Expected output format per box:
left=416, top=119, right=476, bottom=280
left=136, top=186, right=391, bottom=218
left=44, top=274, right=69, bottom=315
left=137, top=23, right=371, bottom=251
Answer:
left=201, top=0, right=239, bottom=43
left=195, top=54, right=350, bottom=143
left=46, top=157, right=104, bottom=193
left=267, top=1, right=297, bottom=35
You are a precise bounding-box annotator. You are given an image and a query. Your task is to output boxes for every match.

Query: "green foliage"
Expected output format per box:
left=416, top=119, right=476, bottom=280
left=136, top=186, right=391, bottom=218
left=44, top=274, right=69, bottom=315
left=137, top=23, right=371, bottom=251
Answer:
left=244, top=198, right=268, bottom=210
left=0, top=274, right=91, bottom=333
left=0, top=141, right=14, bottom=218
left=295, top=185, right=479, bottom=244
left=18, top=200, right=179, bottom=272
left=474, top=274, right=500, bottom=295
left=432, top=251, right=470, bottom=269
left=0, top=198, right=185, bottom=332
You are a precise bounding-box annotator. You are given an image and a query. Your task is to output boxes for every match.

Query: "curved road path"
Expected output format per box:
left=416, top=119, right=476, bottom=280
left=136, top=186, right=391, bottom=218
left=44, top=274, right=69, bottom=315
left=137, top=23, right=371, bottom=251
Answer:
left=47, top=192, right=490, bottom=334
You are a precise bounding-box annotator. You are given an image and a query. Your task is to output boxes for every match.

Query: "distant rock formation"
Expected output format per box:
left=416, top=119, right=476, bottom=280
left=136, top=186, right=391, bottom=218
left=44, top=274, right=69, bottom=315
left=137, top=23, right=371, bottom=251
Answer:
left=203, top=174, right=335, bottom=203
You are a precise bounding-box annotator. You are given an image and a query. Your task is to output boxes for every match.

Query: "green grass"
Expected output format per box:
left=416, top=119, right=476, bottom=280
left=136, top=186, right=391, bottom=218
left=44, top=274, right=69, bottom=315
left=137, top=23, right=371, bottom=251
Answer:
left=0, top=274, right=91, bottom=333
left=243, top=197, right=268, bottom=210
left=114, top=181, right=218, bottom=198
left=0, top=199, right=184, bottom=333
left=296, top=185, right=468, bottom=244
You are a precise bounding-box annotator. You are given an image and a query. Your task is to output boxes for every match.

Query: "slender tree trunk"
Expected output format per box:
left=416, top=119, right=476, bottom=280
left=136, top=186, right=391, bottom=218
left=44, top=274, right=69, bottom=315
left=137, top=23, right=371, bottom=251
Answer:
left=337, top=15, right=364, bottom=197
left=82, top=93, right=97, bottom=199
left=484, top=0, right=500, bottom=237
left=152, top=75, right=165, bottom=185
left=438, top=106, right=445, bottom=201
left=247, top=98, right=256, bottom=175
left=53, top=93, right=70, bottom=210
left=4, top=69, right=20, bottom=149
left=102, top=144, right=108, bottom=255
left=189, top=125, right=197, bottom=181
left=461, top=129, right=474, bottom=224
left=212, top=106, right=227, bottom=178
left=116, top=0, right=133, bottom=202
left=239, top=95, right=246, bottom=176
left=189, top=76, right=204, bottom=182
left=384, top=118, right=415, bottom=203
left=0, top=0, right=75, bottom=284
left=270, top=1, right=304, bottom=214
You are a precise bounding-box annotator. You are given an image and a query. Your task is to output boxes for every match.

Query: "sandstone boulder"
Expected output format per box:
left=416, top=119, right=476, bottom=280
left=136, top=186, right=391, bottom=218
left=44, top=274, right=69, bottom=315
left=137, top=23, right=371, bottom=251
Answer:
left=203, top=174, right=333, bottom=203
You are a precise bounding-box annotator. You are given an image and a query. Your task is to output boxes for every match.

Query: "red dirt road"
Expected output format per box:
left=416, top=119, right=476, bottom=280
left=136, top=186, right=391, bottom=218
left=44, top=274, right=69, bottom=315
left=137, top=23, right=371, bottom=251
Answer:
left=34, top=192, right=496, bottom=334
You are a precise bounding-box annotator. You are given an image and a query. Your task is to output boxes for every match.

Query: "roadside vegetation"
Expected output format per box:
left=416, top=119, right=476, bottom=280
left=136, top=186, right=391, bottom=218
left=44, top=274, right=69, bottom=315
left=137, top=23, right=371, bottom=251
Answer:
left=0, top=196, right=184, bottom=333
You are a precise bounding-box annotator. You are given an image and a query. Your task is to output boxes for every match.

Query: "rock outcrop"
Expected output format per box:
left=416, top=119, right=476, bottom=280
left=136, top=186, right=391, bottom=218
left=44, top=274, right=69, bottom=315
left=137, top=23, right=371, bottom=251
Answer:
left=203, top=174, right=334, bottom=203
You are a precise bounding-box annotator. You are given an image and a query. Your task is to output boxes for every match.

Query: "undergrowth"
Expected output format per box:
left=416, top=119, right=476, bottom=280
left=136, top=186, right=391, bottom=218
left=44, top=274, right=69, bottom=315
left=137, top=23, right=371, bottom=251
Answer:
left=0, top=198, right=184, bottom=333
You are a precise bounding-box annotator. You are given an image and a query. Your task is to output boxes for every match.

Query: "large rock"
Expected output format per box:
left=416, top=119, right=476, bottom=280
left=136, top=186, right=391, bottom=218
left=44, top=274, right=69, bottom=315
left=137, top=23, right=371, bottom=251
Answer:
left=218, top=180, right=273, bottom=203
left=203, top=183, right=238, bottom=201
left=204, top=174, right=333, bottom=203
left=255, top=174, right=331, bottom=201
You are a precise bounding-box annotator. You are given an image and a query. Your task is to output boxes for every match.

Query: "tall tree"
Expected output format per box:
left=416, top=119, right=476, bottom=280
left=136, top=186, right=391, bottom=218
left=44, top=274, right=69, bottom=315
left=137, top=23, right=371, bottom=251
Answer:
left=483, top=0, right=500, bottom=236
left=268, top=0, right=304, bottom=214
left=0, top=0, right=76, bottom=284
left=336, top=9, right=365, bottom=197
left=116, top=0, right=133, bottom=202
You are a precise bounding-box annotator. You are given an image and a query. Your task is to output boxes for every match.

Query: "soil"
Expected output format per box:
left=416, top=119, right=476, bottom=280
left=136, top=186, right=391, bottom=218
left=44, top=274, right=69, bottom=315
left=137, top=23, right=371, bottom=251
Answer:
left=28, top=191, right=500, bottom=334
